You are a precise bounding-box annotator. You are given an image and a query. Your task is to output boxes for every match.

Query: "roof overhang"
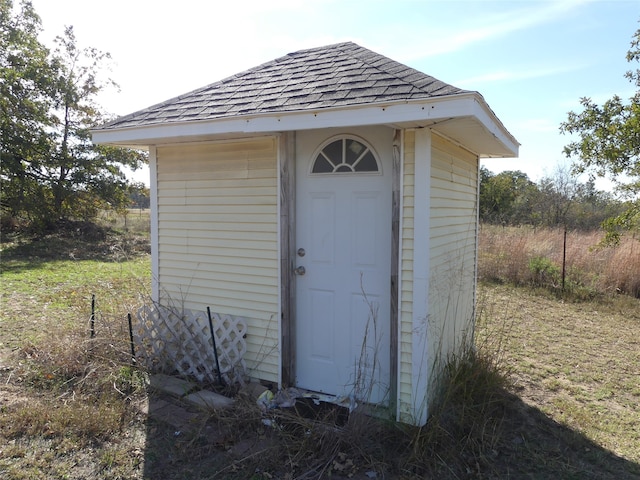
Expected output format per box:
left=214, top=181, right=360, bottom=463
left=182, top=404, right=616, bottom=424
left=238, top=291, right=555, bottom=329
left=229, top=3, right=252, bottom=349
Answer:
left=91, top=92, right=519, bottom=158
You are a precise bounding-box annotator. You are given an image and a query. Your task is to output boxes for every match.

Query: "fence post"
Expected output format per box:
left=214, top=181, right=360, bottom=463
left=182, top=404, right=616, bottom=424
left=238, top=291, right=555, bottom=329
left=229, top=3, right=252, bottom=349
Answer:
left=562, top=228, right=567, bottom=291
left=127, top=313, right=136, bottom=364
left=90, top=294, right=95, bottom=338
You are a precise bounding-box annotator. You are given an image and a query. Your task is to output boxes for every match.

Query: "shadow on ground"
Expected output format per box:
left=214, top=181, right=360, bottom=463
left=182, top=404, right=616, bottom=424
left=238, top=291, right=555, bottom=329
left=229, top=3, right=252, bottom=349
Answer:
left=0, top=225, right=149, bottom=275
left=486, top=390, right=640, bottom=479
left=139, top=381, right=640, bottom=480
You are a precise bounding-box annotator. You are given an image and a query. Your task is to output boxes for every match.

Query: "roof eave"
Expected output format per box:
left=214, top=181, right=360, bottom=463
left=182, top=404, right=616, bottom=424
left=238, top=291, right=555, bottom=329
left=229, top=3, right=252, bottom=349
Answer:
left=91, top=92, right=519, bottom=158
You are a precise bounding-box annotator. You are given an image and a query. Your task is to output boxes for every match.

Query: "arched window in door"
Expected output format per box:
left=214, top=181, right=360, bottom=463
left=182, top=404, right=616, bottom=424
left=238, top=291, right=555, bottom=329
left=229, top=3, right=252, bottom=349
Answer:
left=311, top=137, right=380, bottom=174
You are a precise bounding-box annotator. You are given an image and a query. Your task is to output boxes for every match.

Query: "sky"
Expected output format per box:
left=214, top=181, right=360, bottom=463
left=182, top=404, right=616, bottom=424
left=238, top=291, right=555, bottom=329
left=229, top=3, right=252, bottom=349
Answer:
left=27, top=0, right=640, bottom=188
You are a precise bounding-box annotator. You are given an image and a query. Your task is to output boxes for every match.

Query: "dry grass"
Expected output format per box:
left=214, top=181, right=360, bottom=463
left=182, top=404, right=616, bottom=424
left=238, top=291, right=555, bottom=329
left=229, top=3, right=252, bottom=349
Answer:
left=99, top=208, right=151, bottom=234
left=1, top=226, right=151, bottom=479
left=476, top=283, right=640, bottom=473
left=479, top=225, right=640, bottom=297
left=2, top=227, right=640, bottom=478
left=160, top=343, right=512, bottom=480
left=0, top=329, right=148, bottom=479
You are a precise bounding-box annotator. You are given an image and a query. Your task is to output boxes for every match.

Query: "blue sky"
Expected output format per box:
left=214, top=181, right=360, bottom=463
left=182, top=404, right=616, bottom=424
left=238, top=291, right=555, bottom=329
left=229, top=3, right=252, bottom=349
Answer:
left=29, top=0, right=640, bottom=187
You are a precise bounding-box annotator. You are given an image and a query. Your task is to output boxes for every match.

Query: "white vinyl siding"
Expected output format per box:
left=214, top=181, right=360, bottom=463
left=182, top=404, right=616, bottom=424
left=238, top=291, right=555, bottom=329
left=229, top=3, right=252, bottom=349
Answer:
left=398, top=130, right=415, bottom=423
left=398, top=131, right=479, bottom=423
left=427, top=134, right=479, bottom=390
left=155, top=138, right=280, bottom=383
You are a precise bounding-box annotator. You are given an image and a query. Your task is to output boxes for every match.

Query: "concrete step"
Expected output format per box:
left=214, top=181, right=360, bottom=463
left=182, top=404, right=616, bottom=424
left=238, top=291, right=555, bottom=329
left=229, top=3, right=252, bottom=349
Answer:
left=148, top=373, right=198, bottom=398
left=148, top=373, right=235, bottom=412
left=184, top=390, right=234, bottom=410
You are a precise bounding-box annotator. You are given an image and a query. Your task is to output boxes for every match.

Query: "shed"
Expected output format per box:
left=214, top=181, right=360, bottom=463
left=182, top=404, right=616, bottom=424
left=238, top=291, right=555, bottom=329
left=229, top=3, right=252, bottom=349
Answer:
left=92, top=42, right=518, bottom=425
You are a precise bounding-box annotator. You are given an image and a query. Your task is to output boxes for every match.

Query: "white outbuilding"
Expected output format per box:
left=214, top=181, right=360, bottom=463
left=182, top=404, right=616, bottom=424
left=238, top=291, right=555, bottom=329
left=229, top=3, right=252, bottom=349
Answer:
left=92, top=42, right=518, bottom=425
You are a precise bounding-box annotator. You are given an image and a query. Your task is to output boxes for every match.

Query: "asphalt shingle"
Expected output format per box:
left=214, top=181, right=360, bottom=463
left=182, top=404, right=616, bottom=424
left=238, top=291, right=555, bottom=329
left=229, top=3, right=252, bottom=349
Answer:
left=97, top=42, right=470, bottom=130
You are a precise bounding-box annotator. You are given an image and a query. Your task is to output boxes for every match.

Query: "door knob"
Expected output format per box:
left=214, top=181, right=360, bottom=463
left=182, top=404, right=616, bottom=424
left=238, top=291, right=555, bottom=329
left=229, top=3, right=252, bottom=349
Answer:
left=294, top=266, right=306, bottom=275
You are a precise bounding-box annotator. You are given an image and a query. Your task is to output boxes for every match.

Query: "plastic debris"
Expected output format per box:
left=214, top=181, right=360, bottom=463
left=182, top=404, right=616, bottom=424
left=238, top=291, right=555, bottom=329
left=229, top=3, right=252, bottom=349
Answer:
left=256, top=389, right=274, bottom=411
left=335, top=395, right=358, bottom=412
left=257, top=387, right=304, bottom=410
left=260, top=418, right=282, bottom=430
left=270, top=387, right=302, bottom=408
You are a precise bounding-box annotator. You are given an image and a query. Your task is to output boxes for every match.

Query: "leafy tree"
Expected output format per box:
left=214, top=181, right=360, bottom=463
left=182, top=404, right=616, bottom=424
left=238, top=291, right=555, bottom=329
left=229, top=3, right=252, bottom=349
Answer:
left=0, top=0, right=54, bottom=225
left=46, top=25, right=146, bottom=222
left=533, top=165, right=580, bottom=228
left=479, top=168, right=537, bottom=225
left=479, top=164, right=622, bottom=230
left=0, top=0, right=147, bottom=231
left=128, top=182, right=150, bottom=210
left=561, top=25, right=640, bottom=242
left=570, top=178, right=625, bottom=230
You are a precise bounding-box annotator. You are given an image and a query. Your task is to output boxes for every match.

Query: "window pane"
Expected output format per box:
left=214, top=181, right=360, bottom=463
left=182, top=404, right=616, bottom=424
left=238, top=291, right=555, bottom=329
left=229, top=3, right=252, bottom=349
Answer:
left=336, top=164, right=352, bottom=172
left=312, top=155, right=334, bottom=173
left=323, top=140, right=343, bottom=164
left=354, top=151, right=378, bottom=172
left=345, top=139, right=365, bottom=165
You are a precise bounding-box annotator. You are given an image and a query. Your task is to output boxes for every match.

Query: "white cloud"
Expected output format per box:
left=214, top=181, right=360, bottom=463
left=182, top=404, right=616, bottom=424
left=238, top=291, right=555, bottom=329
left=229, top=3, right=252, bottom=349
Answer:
left=395, top=0, right=595, bottom=60
left=455, top=64, right=586, bottom=87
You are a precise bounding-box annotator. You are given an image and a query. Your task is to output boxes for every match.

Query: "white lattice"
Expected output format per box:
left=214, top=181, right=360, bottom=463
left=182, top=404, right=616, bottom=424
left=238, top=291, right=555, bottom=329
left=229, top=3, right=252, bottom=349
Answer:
left=134, top=304, right=247, bottom=384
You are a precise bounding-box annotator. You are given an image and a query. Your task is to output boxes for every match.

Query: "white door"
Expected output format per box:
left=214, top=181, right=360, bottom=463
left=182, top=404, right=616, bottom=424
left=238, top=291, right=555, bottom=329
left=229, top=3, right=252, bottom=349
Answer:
left=295, top=132, right=391, bottom=404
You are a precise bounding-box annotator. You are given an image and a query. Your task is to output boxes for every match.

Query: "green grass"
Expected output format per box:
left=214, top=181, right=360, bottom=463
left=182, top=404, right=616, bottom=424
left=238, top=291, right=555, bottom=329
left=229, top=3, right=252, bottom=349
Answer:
left=1, top=255, right=149, bottom=349
left=1, top=222, right=150, bottom=349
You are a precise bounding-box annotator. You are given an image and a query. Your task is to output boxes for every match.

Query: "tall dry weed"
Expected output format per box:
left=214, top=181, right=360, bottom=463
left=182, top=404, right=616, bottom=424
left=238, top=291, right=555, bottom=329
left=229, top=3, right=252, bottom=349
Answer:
left=478, top=225, right=640, bottom=297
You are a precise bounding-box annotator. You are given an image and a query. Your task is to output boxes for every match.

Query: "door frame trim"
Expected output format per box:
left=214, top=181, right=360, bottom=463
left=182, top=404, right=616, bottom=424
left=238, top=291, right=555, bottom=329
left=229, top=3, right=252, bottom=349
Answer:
left=389, top=129, right=401, bottom=413
left=279, top=129, right=400, bottom=400
left=279, top=132, right=296, bottom=387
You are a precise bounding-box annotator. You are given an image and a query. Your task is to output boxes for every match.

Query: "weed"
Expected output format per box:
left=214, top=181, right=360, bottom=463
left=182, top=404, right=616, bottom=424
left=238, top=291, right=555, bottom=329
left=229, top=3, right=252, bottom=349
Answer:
left=188, top=311, right=514, bottom=479
left=480, top=225, right=640, bottom=298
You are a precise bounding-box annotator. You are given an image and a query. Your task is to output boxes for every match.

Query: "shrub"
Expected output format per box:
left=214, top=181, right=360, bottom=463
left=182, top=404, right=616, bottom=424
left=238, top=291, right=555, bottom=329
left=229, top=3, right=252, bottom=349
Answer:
left=528, top=256, right=561, bottom=288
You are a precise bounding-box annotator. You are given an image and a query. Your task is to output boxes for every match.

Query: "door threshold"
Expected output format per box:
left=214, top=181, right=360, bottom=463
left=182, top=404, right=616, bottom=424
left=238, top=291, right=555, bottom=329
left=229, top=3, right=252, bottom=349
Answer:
left=285, top=389, right=352, bottom=427
left=297, top=390, right=357, bottom=411
left=292, top=388, right=392, bottom=424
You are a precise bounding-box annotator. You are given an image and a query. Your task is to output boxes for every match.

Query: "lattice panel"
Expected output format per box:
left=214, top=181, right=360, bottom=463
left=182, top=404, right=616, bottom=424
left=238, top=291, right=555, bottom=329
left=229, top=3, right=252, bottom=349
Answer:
left=134, top=304, right=247, bottom=384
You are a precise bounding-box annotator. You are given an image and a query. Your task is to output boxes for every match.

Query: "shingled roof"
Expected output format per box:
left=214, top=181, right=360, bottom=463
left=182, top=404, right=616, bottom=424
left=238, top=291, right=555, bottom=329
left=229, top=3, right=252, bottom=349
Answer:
left=98, top=42, right=471, bottom=130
